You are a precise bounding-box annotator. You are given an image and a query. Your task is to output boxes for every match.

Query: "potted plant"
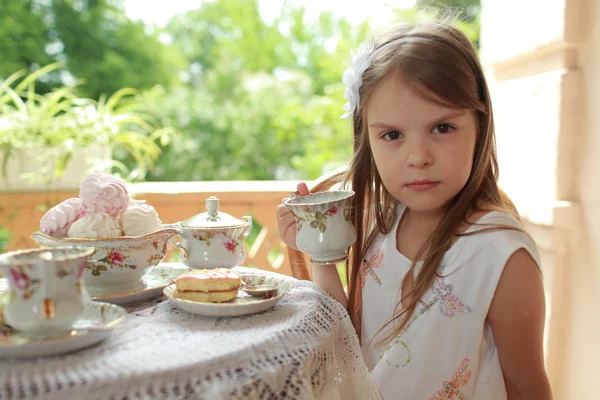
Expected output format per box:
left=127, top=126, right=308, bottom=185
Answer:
left=0, top=63, right=171, bottom=191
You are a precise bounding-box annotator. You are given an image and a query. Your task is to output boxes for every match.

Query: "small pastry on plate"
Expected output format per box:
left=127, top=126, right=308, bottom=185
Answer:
left=173, top=268, right=241, bottom=303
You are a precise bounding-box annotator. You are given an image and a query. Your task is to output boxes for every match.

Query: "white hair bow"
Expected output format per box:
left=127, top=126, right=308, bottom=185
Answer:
left=340, top=41, right=374, bottom=119
left=340, top=38, right=405, bottom=119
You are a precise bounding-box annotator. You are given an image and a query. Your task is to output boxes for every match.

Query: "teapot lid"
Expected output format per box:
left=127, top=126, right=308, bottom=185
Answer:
left=180, top=196, right=248, bottom=229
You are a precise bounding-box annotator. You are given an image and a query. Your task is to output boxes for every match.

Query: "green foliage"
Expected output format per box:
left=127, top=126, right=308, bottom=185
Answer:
left=0, top=1, right=56, bottom=94
left=0, top=0, right=480, bottom=182
left=0, top=64, right=169, bottom=183
left=0, top=0, right=183, bottom=99
left=142, top=0, right=479, bottom=181
left=0, top=226, right=9, bottom=254
left=417, top=0, right=480, bottom=20
left=0, top=226, right=10, bottom=253
left=414, top=0, right=480, bottom=46
left=141, top=0, right=370, bottom=181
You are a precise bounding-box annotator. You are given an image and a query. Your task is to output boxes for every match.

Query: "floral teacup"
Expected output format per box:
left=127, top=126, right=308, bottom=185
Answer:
left=0, top=247, right=94, bottom=334
left=284, top=191, right=357, bottom=264
left=171, top=196, right=252, bottom=269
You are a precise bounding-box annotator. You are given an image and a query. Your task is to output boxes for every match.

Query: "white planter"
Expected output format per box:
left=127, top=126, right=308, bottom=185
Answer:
left=0, top=145, right=112, bottom=192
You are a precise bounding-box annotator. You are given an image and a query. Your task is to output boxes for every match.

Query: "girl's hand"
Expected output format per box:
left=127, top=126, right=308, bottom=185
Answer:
left=276, top=182, right=310, bottom=250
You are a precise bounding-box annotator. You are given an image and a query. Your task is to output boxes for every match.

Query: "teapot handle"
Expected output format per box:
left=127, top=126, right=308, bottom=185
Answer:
left=169, top=238, right=189, bottom=260
left=242, top=216, right=253, bottom=238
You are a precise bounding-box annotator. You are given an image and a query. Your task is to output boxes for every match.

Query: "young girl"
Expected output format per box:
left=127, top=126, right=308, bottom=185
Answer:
left=277, top=21, right=553, bottom=399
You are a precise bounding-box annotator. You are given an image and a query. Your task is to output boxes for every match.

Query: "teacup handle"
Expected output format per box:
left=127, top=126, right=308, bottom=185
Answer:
left=40, top=251, right=56, bottom=320
left=169, top=238, right=189, bottom=260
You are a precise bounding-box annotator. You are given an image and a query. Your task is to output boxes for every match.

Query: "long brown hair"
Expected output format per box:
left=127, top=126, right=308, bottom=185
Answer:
left=314, top=20, right=520, bottom=344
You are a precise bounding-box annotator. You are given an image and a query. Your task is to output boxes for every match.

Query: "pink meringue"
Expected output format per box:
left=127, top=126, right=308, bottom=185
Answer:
left=40, top=198, right=85, bottom=238
left=79, top=173, right=129, bottom=217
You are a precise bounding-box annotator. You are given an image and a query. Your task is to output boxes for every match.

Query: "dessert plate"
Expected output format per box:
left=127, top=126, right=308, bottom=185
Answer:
left=0, top=301, right=126, bottom=358
left=164, top=273, right=292, bottom=317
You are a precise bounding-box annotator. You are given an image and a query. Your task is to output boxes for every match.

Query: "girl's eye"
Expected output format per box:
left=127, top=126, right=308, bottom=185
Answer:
left=433, top=124, right=454, bottom=134
left=382, top=131, right=402, bottom=141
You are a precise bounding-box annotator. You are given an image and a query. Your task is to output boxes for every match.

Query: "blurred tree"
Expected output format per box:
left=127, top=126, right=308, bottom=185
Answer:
left=0, top=0, right=481, bottom=182
left=0, top=0, right=57, bottom=93
left=140, top=0, right=370, bottom=182
left=0, top=225, right=9, bottom=253
left=415, top=0, right=480, bottom=46
left=0, top=0, right=184, bottom=99
left=166, top=0, right=294, bottom=90
left=417, top=0, right=480, bottom=20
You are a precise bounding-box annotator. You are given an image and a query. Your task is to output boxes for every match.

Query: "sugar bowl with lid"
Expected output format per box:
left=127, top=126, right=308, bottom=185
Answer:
left=171, top=196, right=252, bottom=269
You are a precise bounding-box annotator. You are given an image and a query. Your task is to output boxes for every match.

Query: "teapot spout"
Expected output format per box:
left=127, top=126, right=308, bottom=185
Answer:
left=242, top=216, right=253, bottom=238
left=0, top=263, right=8, bottom=278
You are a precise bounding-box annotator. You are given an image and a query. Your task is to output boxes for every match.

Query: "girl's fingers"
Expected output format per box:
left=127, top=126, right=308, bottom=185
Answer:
left=276, top=203, right=293, bottom=218
left=277, top=211, right=296, bottom=228
left=282, top=219, right=296, bottom=239
left=297, top=182, right=309, bottom=195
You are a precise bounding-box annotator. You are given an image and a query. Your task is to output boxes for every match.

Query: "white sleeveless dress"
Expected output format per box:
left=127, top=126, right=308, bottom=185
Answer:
left=360, top=205, right=541, bottom=399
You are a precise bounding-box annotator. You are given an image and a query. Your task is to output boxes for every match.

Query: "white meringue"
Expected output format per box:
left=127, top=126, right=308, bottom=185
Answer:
left=121, top=203, right=162, bottom=237
left=68, top=213, right=122, bottom=239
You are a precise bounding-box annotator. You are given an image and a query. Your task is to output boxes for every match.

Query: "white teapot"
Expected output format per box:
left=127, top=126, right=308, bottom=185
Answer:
left=171, top=196, right=252, bottom=269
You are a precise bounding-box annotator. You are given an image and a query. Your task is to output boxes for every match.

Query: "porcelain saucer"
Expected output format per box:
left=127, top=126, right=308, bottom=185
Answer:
left=0, top=301, right=126, bottom=358
left=87, top=262, right=192, bottom=306
left=0, top=262, right=191, bottom=307
left=164, top=273, right=292, bottom=317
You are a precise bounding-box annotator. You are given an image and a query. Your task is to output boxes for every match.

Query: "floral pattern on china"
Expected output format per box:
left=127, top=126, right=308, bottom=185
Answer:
left=31, top=173, right=181, bottom=294
left=0, top=247, right=94, bottom=334
left=171, top=196, right=252, bottom=269
left=295, top=204, right=352, bottom=233
left=191, top=231, right=241, bottom=254
left=31, top=229, right=180, bottom=294
left=284, top=190, right=356, bottom=264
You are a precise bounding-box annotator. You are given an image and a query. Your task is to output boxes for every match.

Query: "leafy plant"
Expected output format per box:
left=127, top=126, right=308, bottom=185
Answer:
left=0, top=225, right=10, bottom=254
left=0, top=63, right=172, bottom=185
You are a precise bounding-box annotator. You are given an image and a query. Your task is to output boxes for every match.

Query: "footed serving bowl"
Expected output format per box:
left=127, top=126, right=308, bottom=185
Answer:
left=31, top=225, right=180, bottom=295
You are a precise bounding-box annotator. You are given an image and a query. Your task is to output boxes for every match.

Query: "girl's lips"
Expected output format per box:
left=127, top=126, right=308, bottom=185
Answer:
left=406, top=181, right=439, bottom=192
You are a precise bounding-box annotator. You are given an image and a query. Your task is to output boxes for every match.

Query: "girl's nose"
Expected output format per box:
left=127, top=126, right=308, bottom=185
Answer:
left=406, top=140, right=434, bottom=168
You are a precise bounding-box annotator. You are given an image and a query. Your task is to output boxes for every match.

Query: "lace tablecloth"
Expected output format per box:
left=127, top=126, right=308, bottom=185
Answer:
left=0, top=267, right=381, bottom=400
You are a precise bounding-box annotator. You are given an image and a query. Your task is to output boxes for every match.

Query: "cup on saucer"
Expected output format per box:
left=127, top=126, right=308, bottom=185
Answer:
left=0, top=247, right=94, bottom=335
left=284, top=190, right=357, bottom=264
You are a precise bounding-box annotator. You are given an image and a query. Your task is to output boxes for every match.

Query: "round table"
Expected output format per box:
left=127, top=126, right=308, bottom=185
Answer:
left=0, top=267, right=381, bottom=400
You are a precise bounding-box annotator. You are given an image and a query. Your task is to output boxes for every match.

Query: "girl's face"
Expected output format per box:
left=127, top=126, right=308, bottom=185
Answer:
left=366, top=71, right=477, bottom=216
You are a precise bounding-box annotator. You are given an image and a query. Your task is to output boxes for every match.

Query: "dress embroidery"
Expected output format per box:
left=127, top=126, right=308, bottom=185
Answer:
left=363, top=207, right=537, bottom=399
left=360, top=248, right=383, bottom=287
left=382, top=267, right=471, bottom=369
left=384, top=338, right=412, bottom=368
left=429, top=358, right=472, bottom=400
left=425, top=274, right=472, bottom=317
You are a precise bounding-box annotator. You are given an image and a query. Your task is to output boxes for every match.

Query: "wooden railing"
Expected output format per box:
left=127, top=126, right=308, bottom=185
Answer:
left=0, top=180, right=557, bottom=283
left=0, top=181, right=307, bottom=277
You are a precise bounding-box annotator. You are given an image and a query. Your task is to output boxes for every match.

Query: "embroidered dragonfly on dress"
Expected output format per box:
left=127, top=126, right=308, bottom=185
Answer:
left=429, top=358, right=472, bottom=400
left=421, top=272, right=472, bottom=317
left=360, top=248, right=383, bottom=287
